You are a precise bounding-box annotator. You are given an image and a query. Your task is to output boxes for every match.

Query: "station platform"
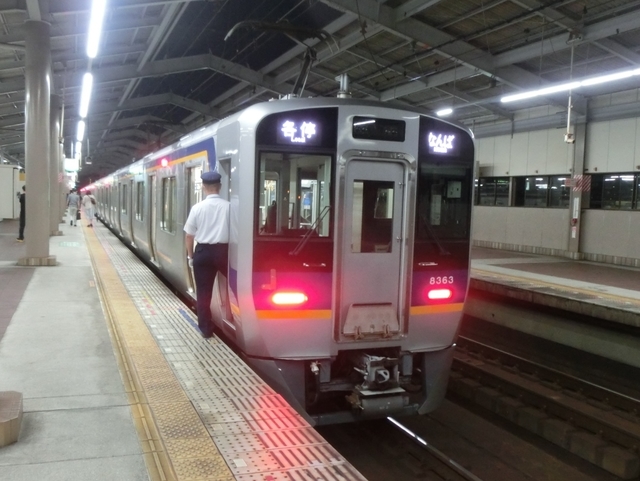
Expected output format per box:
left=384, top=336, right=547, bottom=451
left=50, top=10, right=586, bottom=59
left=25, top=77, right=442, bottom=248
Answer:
left=0, top=217, right=366, bottom=481
left=470, top=246, right=640, bottom=324
left=469, top=246, right=640, bottom=369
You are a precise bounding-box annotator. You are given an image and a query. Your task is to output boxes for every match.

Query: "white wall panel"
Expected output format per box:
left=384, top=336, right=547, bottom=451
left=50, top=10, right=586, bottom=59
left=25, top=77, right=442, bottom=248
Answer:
left=509, top=132, right=529, bottom=175
left=470, top=206, right=507, bottom=241
left=607, top=118, right=636, bottom=171
left=546, top=130, right=572, bottom=174
left=493, top=135, right=511, bottom=175
left=581, top=210, right=640, bottom=258
left=472, top=207, right=569, bottom=250
left=585, top=121, right=610, bottom=171
left=526, top=130, right=548, bottom=174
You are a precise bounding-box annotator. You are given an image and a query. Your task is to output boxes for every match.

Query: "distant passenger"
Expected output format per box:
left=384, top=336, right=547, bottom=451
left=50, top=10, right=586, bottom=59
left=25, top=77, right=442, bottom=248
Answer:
left=184, top=171, right=230, bottom=339
left=16, top=185, right=25, bottom=242
left=82, top=190, right=96, bottom=227
left=67, top=189, right=80, bottom=227
left=265, top=200, right=277, bottom=233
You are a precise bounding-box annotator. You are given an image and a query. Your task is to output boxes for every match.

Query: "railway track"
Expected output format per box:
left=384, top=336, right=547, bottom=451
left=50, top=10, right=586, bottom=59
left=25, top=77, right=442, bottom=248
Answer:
left=450, top=336, right=640, bottom=479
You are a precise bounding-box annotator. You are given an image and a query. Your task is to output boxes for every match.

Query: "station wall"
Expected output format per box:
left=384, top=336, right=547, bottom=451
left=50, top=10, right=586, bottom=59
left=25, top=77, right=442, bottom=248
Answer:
left=473, top=89, right=640, bottom=265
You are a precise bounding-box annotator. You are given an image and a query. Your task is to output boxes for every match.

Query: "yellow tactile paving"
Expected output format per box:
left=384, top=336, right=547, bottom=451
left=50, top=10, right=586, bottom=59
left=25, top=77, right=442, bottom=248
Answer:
left=84, top=227, right=235, bottom=481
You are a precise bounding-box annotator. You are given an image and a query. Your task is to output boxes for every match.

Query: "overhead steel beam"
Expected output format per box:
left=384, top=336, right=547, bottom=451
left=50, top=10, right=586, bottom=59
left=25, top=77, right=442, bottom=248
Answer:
left=180, top=13, right=362, bottom=127
left=511, top=0, right=640, bottom=66
left=321, top=0, right=545, bottom=90
left=88, top=93, right=221, bottom=119
left=0, top=15, right=163, bottom=44
left=494, top=8, right=640, bottom=68
left=394, top=0, right=445, bottom=21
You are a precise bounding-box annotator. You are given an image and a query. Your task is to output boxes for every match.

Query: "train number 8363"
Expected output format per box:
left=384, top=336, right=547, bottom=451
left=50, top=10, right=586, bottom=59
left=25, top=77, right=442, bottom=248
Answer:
left=429, top=276, right=455, bottom=285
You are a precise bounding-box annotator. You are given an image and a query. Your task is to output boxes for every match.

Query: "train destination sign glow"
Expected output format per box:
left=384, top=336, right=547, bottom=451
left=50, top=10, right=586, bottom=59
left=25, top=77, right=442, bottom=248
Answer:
left=428, top=132, right=455, bottom=154
left=280, top=120, right=317, bottom=143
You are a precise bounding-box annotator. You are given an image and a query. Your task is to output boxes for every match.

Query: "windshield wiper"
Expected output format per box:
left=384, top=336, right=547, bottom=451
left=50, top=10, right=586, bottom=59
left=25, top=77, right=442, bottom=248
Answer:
left=419, top=212, right=450, bottom=256
left=289, top=205, right=331, bottom=256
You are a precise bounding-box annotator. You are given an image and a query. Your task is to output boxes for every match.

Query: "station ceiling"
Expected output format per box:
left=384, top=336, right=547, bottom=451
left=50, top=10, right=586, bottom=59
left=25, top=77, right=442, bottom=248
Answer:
left=2, top=0, right=640, bottom=182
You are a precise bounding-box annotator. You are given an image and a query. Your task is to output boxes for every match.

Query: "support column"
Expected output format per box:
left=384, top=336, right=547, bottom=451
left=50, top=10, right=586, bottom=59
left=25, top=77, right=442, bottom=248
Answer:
left=19, top=20, right=55, bottom=267
left=567, top=120, right=587, bottom=258
left=59, top=143, right=66, bottom=222
left=49, top=94, right=62, bottom=236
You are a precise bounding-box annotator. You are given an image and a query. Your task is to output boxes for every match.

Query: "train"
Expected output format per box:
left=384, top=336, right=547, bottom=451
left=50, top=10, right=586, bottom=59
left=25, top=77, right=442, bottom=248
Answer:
left=87, top=96, right=475, bottom=425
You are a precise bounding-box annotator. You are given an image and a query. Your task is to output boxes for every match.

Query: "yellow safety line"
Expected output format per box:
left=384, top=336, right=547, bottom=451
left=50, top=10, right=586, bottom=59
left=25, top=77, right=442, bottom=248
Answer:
left=84, top=226, right=234, bottom=481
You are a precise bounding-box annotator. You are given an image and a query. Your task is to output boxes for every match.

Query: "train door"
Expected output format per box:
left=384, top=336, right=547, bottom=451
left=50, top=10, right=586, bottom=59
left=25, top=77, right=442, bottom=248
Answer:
left=149, top=175, right=157, bottom=262
left=128, top=179, right=134, bottom=243
left=216, top=158, right=233, bottom=323
left=337, top=159, right=407, bottom=340
left=185, top=165, right=202, bottom=294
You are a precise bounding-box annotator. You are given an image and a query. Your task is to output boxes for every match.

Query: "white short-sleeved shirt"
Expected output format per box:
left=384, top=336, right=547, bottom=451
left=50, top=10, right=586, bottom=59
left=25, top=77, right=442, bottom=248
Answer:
left=184, top=194, right=230, bottom=244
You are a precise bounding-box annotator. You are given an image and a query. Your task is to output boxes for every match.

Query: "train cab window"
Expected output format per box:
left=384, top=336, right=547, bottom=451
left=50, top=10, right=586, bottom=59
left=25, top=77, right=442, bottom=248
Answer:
left=416, top=165, right=473, bottom=243
left=257, top=152, right=331, bottom=237
left=351, top=181, right=394, bottom=253
left=136, top=181, right=144, bottom=220
left=161, top=176, right=177, bottom=233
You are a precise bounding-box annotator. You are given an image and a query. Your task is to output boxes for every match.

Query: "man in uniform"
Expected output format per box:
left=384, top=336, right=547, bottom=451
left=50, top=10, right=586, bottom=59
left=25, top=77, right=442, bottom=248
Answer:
left=184, top=171, right=230, bottom=338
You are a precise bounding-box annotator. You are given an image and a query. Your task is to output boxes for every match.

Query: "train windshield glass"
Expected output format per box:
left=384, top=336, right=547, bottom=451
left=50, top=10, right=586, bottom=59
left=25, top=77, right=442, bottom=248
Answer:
left=258, top=152, right=332, bottom=237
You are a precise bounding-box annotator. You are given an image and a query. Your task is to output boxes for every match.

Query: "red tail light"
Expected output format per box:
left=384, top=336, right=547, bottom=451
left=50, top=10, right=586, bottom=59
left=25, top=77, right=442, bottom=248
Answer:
left=427, top=288, right=453, bottom=300
left=271, top=291, right=308, bottom=306
left=160, top=158, right=169, bottom=167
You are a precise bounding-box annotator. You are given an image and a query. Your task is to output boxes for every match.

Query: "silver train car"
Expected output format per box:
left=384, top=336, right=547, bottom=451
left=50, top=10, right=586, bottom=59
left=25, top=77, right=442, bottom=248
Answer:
left=88, top=97, right=474, bottom=425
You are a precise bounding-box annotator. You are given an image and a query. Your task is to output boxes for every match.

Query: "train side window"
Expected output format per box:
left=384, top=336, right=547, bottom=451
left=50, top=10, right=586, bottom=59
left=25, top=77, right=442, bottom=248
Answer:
left=136, top=181, right=144, bottom=220
left=161, top=176, right=177, bottom=233
left=351, top=180, right=394, bottom=253
left=257, top=152, right=331, bottom=237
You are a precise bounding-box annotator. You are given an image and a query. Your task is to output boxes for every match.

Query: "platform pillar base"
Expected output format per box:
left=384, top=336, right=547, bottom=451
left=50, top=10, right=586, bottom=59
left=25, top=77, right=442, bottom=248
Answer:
left=51, top=230, right=63, bottom=236
left=0, top=391, right=23, bottom=448
left=17, top=255, right=57, bottom=266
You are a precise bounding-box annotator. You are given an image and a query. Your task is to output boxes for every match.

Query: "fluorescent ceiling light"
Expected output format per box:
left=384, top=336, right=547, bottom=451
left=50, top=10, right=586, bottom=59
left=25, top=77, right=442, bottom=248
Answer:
left=79, top=72, right=93, bottom=118
left=76, top=120, right=85, bottom=142
left=501, top=68, right=640, bottom=103
left=436, top=108, right=453, bottom=117
left=86, top=0, right=107, bottom=58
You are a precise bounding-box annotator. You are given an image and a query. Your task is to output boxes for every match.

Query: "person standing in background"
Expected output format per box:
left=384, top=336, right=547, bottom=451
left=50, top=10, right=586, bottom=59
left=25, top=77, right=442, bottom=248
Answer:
left=82, top=190, right=96, bottom=227
left=16, top=185, right=25, bottom=242
left=67, top=189, right=80, bottom=226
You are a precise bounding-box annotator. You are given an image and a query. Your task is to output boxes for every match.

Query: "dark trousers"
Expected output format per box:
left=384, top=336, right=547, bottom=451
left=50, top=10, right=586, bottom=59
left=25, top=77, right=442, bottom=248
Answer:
left=18, top=212, right=25, bottom=239
left=193, top=243, right=228, bottom=336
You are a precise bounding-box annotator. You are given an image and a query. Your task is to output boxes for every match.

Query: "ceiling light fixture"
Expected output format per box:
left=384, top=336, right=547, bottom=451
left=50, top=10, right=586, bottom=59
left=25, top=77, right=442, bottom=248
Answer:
left=76, top=120, right=86, bottom=142
left=436, top=108, right=453, bottom=117
left=86, top=0, right=107, bottom=59
left=501, top=68, right=640, bottom=103
left=79, top=72, right=93, bottom=118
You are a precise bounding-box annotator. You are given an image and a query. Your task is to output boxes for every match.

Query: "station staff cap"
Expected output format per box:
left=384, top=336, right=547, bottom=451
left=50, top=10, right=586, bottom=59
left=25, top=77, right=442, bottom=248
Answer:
left=201, top=171, right=221, bottom=184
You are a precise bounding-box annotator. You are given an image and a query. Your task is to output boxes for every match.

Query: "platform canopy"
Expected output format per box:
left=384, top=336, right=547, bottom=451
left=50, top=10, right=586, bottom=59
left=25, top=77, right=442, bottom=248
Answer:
left=1, top=0, right=640, bottom=182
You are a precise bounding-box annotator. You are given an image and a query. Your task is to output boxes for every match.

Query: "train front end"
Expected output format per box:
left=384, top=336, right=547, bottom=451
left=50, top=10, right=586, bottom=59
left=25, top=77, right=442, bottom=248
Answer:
left=238, top=99, right=474, bottom=424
